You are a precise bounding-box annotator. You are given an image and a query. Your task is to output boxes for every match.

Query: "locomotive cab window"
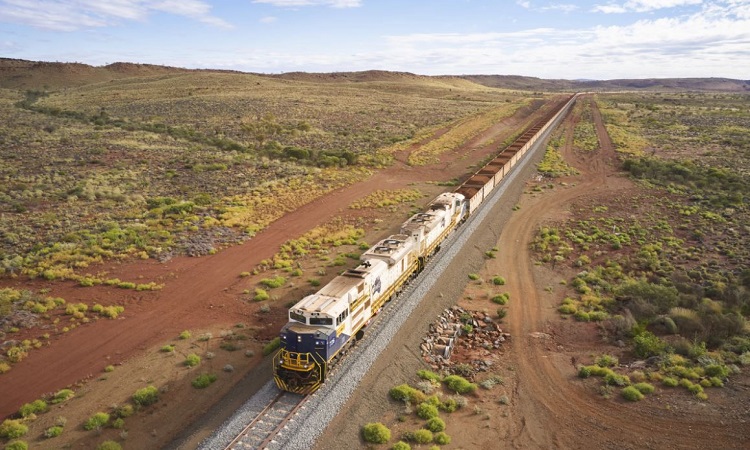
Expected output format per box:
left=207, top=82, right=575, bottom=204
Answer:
left=336, top=309, right=349, bottom=325
left=290, top=311, right=306, bottom=324
left=310, top=317, right=333, bottom=325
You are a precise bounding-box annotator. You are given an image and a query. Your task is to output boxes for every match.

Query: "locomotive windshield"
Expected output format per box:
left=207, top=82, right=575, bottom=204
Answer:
left=309, top=317, right=333, bottom=325
left=290, top=311, right=306, bottom=324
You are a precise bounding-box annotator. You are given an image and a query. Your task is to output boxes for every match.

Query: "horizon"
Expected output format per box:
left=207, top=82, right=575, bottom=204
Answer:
left=1, top=1, right=749, bottom=79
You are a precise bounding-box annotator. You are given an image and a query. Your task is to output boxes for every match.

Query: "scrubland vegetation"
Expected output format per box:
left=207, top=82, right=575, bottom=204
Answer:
left=535, top=93, right=750, bottom=399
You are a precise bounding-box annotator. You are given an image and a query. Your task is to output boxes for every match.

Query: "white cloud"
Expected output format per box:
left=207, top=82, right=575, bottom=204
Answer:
left=252, top=0, right=362, bottom=7
left=516, top=0, right=532, bottom=8
left=593, top=0, right=703, bottom=13
left=379, top=1, right=750, bottom=78
left=260, top=16, right=278, bottom=23
left=0, top=0, right=232, bottom=31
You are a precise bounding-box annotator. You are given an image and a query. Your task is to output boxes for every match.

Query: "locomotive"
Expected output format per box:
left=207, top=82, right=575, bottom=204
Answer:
left=273, top=94, right=577, bottom=394
left=273, top=192, right=467, bottom=394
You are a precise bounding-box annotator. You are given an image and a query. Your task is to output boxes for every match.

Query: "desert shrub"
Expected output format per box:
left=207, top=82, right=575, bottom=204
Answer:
left=662, top=377, right=678, bottom=387
left=254, top=288, right=270, bottom=302
left=416, top=402, right=440, bottom=419
left=443, top=375, right=477, bottom=394
left=0, top=420, right=28, bottom=439
left=425, top=417, right=446, bottom=432
left=633, top=331, right=668, bottom=358
left=362, top=422, right=391, bottom=444
left=51, top=389, right=75, bottom=404
left=425, top=395, right=441, bottom=407
left=621, top=386, right=644, bottom=401
left=578, top=365, right=592, bottom=378
left=492, top=276, right=506, bottom=285
left=179, top=330, right=191, bottom=339
left=439, top=397, right=457, bottom=412
left=434, top=431, right=452, bottom=445
left=112, top=418, right=124, bottom=429
left=710, top=377, right=724, bottom=387
left=417, top=369, right=441, bottom=382
left=96, top=441, right=122, bottom=450
left=104, top=365, right=115, bottom=373
left=83, top=412, right=110, bottom=430
left=132, top=385, right=159, bottom=407
left=468, top=273, right=480, bottom=281
left=44, top=426, right=63, bottom=438
left=262, top=337, right=281, bottom=356
left=408, top=429, right=433, bottom=444
left=497, top=307, right=508, bottom=319
left=492, top=293, right=510, bottom=305
left=161, top=345, right=175, bottom=353
left=389, top=384, right=425, bottom=404
left=704, top=364, right=730, bottom=379
left=184, top=353, right=201, bottom=367
left=392, top=442, right=411, bottom=450
left=4, top=441, right=28, bottom=450
left=192, top=373, right=218, bottom=389
left=595, top=354, right=619, bottom=368
left=633, top=382, right=655, bottom=394
left=19, top=399, right=48, bottom=417
left=114, top=404, right=134, bottom=418
left=260, top=276, right=286, bottom=288
left=603, top=372, right=630, bottom=387
left=0, top=362, right=10, bottom=373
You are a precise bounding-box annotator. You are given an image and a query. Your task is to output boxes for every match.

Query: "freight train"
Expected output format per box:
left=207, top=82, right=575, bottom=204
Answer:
left=273, top=94, right=577, bottom=395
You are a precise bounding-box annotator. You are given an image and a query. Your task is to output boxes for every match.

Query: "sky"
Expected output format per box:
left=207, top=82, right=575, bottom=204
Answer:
left=0, top=0, right=749, bottom=80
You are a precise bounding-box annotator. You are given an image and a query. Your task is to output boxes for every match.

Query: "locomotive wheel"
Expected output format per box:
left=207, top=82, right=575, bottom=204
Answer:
left=356, top=329, right=365, bottom=340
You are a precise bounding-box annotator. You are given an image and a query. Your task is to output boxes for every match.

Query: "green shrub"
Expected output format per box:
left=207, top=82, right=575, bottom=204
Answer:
left=161, top=345, right=175, bottom=353
left=51, top=389, right=75, bottom=404
left=254, top=288, right=270, bottom=302
left=132, top=385, right=159, bottom=407
left=114, top=404, right=134, bottom=418
left=262, top=337, right=281, bottom=356
left=633, top=382, right=655, bottom=394
left=425, top=417, right=445, bottom=432
left=392, top=442, right=411, bottom=450
left=662, top=377, right=679, bottom=387
left=492, top=276, right=506, bottom=285
left=84, top=412, right=110, bottom=430
left=704, top=364, right=730, bottom=379
left=417, top=370, right=441, bottom=382
left=192, top=373, right=218, bottom=389
left=497, top=307, right=508, bottom=319
left=603, top=372, right=630, bottom=387
left=4, top=441, right=28, bottom=450
left=595, top=354, right=619, bottom=368
left=416, top=402, right=439, bottom=419
left=443, top=375, right=477, bottom=394
left=184, top=353, right=201, bottom=367
left=44, top=426, right=63, bottom=438
left=409, top=429, right=433, bottom=444
left=96, top=441, right=122, bottom=450
left=578, top=366, right=592, bottom=378
left=621, top=386, right=644, bottom=401
left=362, top=422, right=391, bottom=444
left=434, top=431, right=452, bottom=445
left=468, top=273, right=480, bottom=281
left=439, top=398, right=458, bottom=412
left=104, top=365, right=115, bottom=373
left=112, top=418, right=124, bottom=429
left=633, top=331, right=668, bottom=358
left=308, top=278, right=321, bottom=287
left=389, top=384, right=425, bottom=404
left=491, top=293, right=510, bottom=305
left=19, top=399, right=48, bottom=417
left=260, top=276, right=286, bottom=289
left=709, top=376, right=724, bottom=387
left=0, top=420, right=28, bottom=439
left=179, top=330, right=192, bottom=340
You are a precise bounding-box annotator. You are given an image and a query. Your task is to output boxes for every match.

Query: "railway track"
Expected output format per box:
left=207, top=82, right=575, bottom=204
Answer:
left=223, top=392, right=306, bottom=450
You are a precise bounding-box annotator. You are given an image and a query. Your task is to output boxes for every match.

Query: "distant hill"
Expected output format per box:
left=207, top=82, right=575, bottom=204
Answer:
left=1, top=58, right=748, bottom=92
left=461, top=74, right=750, bottom=92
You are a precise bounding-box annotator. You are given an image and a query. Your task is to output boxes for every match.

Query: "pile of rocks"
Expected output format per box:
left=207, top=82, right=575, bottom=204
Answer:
left=420, top=306, right=511, bottom=372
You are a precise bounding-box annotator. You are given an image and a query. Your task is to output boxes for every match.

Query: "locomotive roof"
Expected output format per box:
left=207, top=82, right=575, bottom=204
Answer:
left=362, top=234, right=415, bottom=266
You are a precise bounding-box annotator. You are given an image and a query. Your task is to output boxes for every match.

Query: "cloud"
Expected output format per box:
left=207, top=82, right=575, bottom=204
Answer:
left=252, top=0, right=362, bottom=7
left=0, top=0, right=232, bottom=31
left=379, top=1, right=750, bottom=78
left=260, top=16, right=278, bottom=23
left=593, top=0, right=703, bottom=14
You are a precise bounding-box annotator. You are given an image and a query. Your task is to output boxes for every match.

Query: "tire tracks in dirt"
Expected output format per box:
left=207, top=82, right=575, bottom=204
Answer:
left=493, top=97, right=747, bottom=449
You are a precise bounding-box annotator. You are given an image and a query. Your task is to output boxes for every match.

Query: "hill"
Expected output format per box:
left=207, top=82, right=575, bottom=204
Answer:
left=2, top=58, right=749, bottom=92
